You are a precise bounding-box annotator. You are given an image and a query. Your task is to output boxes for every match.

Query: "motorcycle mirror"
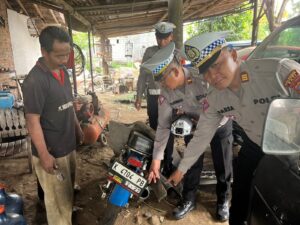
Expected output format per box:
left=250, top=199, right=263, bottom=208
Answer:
left=262, top=98, right=300, bottom=155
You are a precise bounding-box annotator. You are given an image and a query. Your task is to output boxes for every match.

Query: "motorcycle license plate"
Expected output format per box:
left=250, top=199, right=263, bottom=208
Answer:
left=109, top=161, right=147, bottom=195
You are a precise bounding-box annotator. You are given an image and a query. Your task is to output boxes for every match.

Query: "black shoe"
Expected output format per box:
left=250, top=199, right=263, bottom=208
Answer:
left=172, top=200, right=195, bottom=220
left=216, top=201, right=229, bottom=221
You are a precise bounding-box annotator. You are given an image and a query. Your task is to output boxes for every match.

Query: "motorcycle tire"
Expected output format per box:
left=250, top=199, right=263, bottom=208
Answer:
left=101, top=203, right=121, bottom=225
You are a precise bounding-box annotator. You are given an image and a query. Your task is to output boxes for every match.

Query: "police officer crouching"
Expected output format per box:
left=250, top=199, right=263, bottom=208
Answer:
left=142, top=42, right=233, bottom=221
left=135, top=21, right=176, bottom=176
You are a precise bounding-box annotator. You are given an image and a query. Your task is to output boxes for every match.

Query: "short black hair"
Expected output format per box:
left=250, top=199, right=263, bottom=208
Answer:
left=39, top=26, right=70, bottom=52
left=155, top=31, right=172, bottom=40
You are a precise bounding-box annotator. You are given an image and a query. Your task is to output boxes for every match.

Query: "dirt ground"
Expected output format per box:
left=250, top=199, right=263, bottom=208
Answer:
left=0, top=91, right=229, bottom=225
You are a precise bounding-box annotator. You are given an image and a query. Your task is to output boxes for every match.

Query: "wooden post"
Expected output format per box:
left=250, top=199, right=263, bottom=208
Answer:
left=168, top=0, right=183, bottom=49
left=101, top=34, right=109, bottom=75
left=88, top=30, right=94, bottom=92
left=66, top=13, right=77, bottom=96
left=251, top=0, right=258, bottom=46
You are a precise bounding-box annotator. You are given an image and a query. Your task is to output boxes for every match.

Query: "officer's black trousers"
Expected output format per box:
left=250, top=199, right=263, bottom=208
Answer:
left=146, top=93, right=174, bottom=173
left=229, top=139, right=264, bottom=225
left=182, top=120, right=233, bottom=203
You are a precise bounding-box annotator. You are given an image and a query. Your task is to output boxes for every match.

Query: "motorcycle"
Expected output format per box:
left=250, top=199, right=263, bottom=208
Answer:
left=101, top=126, right=153, bottom=207
left=102, top=120, right=182, bottom=208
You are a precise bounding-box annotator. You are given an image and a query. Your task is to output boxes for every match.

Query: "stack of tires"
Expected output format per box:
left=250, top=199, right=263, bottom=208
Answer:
left=0, top=107, right=31, bottom=172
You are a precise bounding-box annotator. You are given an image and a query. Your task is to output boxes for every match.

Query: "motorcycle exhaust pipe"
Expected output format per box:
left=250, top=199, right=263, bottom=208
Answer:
left=139, top=187, right=150, bottom=201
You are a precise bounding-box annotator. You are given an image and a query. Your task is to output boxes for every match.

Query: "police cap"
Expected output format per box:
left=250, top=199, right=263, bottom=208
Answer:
left=183, top=31, right=229, bottom=73
left=141, top=42, right=176, bottom=81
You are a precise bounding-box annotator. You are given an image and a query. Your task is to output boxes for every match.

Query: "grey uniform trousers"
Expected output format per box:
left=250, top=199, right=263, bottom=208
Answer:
left=182, top=119, right=233, bottom=204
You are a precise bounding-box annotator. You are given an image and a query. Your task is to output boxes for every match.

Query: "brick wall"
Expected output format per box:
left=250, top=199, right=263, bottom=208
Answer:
left=0, top=1, right=14, bottom=70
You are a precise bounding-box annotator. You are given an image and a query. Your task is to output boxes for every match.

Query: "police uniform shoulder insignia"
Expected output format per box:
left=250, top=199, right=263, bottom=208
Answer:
left=158, top=95, right=165, bottom=105
left=240, top=72, right=249, bottom=83
left=284, top=69, right=300, bottom=93
left=202, top=98, right=209, bottom=112
left=186, top=77, right=193, bottom=84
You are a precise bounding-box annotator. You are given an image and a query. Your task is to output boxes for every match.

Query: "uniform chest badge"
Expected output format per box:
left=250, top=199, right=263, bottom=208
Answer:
left=187, top=78, right=193, bottom=84
left=158, top=95, right=165, bottom=105
left=284, top=70, right=300, bottom=93
left=240, top=72, right=249, bottom=83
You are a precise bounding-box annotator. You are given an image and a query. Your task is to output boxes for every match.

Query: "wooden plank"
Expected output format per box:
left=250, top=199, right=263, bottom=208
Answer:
left=50, top=0, right=91, bottom=28
left=33, top=4, right=46, bottom=22
left=50, top=9, right=60, bottom=24
left=74, top=0, right=168, bottom=12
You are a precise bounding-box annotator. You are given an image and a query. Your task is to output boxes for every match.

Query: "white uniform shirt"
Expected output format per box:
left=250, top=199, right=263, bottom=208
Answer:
left=178, top=58, right=300, bottom=173
left=153, top=67, right=208, bottom=160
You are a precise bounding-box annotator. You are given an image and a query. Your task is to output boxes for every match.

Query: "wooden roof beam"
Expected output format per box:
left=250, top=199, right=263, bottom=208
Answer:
left=5, top=0, right=13, bottom=10
left=80, top=7, right=167, bottom=16
left=48, top=0, right=91, bottom=28
left=89, top=12, right=163, bottom=24
left=184, top=0, right=221, bottom=20
left=33, top=4, right=45, bottom=21
left=49, top=9, right=59, bottom=24
left=74, top=0, right=168, bottom=12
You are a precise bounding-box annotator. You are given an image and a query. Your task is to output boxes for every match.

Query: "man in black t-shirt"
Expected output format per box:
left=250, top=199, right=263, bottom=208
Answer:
left=22, top=26, right=83, bottom=225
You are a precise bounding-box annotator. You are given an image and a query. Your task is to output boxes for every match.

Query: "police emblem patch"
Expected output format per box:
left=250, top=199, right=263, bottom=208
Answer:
left=158, top=95, right=165, bottom=105
left=240, top=72, right=249, bottom=82
left=284, top=70, right=300, bottom=93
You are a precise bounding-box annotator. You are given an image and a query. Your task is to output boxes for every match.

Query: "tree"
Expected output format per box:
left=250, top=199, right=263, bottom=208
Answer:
left=185, top=10, right=254, bottom=41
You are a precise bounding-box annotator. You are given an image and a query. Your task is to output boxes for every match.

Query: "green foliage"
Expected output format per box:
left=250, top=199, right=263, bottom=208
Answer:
left=186, top=10, right=254, bottom=41
left=185, top=10, right=273, bottom=42
left=111, top=61, right=136, bottom=69
left=72, top=32, right=89, bottom=51
left=95, top=66, right=102, bottom=74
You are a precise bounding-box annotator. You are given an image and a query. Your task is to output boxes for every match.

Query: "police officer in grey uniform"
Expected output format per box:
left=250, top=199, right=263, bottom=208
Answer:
left=135, top=22, right=176, bottom=176
left=164, top=31, right=300, bottom=225
left=143, top=43, right=233, bottom=221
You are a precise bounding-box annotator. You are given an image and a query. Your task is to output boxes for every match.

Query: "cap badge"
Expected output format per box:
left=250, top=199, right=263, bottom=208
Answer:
left=160, top=24, right=166, bottom=33
left=240, top=72, right=249, bottom=82
left=185, top=45, right=200, bottom=62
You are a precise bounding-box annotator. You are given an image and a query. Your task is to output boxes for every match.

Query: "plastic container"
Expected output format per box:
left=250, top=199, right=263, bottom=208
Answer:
left=0, top=91, right=14, bottom=109
left=109, top=184, right=131, bottom=207
left=0, top=184, right=23, bottom=215
left=0, top=205, right=27, bottom=225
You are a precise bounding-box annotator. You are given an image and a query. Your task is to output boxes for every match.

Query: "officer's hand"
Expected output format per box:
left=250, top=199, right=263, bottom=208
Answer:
left=148, top=159, right=161, bottom=184
left=134, top=99, right=142, bottom=111
left=40, top=152, right=56, bottom=174
left=167, top=169, right=184, bottom=186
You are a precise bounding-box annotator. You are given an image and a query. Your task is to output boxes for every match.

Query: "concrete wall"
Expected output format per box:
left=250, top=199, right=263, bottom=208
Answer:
left=7, top=9, right=40, bottom=75
left=110, top=32, right=156, bottom=62
left=0, top=1, right=14, bottom=70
